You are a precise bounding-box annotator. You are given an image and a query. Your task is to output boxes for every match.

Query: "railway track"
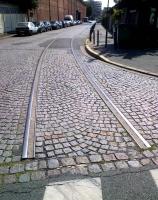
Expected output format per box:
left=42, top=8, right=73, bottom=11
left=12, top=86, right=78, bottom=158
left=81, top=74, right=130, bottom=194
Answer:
left=71, top=36, right=151, bottom=150
left=22, top=35, right=62, bottom=159
left=22, top=27, right=151, bottom=160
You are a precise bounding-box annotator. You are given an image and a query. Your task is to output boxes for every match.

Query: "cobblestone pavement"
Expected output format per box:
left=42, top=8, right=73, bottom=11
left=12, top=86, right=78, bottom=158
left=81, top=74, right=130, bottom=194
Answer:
left=0, top=29, right=66, bottom=163
left=0, top=24, right=158, bottom=185
left=35, top=26, right=158, bottom=173
left=79, top=46, right=158, bottom=147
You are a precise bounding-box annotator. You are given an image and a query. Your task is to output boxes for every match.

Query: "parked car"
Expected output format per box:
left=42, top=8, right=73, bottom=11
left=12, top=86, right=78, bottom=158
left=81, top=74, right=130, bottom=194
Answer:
left=50, top=20, right=60, bottom=30
left=77, top=20, right=82, bottom=24
left=16, top=22, right=38, bottom=36
left=32, top=21, right=46, bottom=33
left=58, top=21, right=63, bottom=28
left=61, top=20, right=68, bottom=28
left=64, top=15, right=74, bottom=26
left=43, top=21, right=52, bottom=31
left=64, top=20, right=71, bottom=27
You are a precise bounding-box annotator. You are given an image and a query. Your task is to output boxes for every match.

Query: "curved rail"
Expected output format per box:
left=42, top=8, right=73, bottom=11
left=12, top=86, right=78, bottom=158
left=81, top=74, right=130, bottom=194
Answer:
left=22, top=34, right=59, bottom=159
left=70, top=35, right=151, bottom=150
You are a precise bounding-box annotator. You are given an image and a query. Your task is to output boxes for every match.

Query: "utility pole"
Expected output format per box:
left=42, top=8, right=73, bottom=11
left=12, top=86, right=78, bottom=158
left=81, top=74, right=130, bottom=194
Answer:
left=105, top=0, right=109, bottom=48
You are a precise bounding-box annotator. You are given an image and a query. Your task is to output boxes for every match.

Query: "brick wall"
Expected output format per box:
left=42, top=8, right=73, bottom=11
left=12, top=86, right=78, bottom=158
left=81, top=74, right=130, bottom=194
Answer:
left=31, top=0, right=86, bottom=21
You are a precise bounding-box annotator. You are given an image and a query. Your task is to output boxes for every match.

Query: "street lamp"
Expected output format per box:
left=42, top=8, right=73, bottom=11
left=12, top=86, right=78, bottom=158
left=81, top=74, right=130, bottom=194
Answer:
left=105, top=0, right=110, bottom=48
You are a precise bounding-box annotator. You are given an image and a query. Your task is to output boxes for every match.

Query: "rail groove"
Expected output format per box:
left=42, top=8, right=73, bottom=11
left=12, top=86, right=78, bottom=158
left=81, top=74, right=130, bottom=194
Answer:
left=71, top=36, right=151, bottom=150
left=22, top=36, right=59, bottom=159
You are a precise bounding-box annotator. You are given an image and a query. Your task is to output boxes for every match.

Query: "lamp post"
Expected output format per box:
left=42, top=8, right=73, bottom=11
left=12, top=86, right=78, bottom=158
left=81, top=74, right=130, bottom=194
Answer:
left=105, top=0, right=109, bottom=48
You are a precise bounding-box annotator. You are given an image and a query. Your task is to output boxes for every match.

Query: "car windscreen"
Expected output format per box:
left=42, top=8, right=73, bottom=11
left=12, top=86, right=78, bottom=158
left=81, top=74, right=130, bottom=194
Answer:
left=64, top=18, right=71, bottom=20
left=32, top=22, right=39, bottom=26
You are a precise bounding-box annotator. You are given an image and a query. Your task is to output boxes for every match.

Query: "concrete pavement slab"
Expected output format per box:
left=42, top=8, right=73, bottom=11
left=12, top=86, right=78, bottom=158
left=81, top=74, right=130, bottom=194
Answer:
left=43, top=178, right=102, bottom=200
left=86, top=24, right=158, bottom=77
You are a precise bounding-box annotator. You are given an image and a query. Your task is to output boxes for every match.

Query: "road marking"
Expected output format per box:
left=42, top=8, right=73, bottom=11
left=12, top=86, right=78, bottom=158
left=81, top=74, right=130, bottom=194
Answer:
left=150, top=169, right=158, bottom=188
left=43, top=178, right=102, bottom=200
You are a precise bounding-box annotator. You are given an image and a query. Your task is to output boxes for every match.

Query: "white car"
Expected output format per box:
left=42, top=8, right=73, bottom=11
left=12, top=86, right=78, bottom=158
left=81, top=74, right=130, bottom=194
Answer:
left=16, top=22, right=38, bottom=36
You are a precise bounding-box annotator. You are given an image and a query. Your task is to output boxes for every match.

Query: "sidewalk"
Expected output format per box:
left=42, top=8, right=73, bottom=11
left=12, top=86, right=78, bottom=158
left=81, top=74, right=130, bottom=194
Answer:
left=0, top=33, right=16, bottom=40
left=86, top=24, right=158, bottom=76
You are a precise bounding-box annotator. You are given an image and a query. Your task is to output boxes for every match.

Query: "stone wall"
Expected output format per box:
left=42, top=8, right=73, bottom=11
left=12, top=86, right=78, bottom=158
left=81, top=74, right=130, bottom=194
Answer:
left=31, top=0, right=86, bottom=21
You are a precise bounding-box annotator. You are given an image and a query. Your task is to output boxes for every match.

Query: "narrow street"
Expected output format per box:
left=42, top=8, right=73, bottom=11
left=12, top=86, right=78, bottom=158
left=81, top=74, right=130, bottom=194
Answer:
left=0, top=23, right=158, bottom=199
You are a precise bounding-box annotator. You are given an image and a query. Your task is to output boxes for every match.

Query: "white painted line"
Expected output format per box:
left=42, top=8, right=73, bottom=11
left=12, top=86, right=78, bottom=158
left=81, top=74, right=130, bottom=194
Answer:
left=43, top=178, right=102, bottom=200
left=150, top=169, right=158, bottom=188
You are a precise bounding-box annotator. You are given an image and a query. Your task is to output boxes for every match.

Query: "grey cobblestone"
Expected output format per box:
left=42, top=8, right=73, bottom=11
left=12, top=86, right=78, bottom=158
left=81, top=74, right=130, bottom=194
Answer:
left=39, top=160, right=47, bottom=169
left=143, top=150, right=154, bottom=158
left=48, top=159, right=59, bottom=169
left=47, top=169, right=61, bottom=177
left=31, top=171, right=46, bottom=181
left=0, top=166, right=9, bottom=174
left=10, top=163, right=24, bottom=173
left=61, top=158, right=76, bottom=166
left=88, top=164, right=102, bottom=173
left=76, top=165, right=88, bottom=175
left=128, top=160, right=142, bottom=168
left=140, top=158, right=153, bottom=166
left=4, top=174, right=16, bottom=184
left=89, top=154, right=102, bottom=163
left=101, top=163, right=116, bottom=171
left=76, top=156, right=89, bottom=164
left=115, top=161, right=129, bottom=169
left=19, top=173, right=30, bottom=182
left=25, top=161, right=38, bottom=171
left=103, top=154, right=116, bottom=162
left=115, top=153, right=129, bottom=160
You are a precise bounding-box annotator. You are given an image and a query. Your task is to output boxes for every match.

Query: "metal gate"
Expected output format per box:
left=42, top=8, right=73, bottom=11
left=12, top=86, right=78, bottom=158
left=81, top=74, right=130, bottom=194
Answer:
left=3, top=14, right=26, bottom=33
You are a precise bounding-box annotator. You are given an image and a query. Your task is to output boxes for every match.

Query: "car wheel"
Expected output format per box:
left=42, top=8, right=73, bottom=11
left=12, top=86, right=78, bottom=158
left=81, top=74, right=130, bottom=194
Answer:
left=29, top=30, right=33, bottom=36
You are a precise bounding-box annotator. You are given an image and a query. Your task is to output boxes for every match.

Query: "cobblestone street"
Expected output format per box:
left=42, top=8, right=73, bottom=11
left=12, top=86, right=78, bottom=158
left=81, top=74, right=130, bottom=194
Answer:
left=80, top=53, right=158, bottom=146
left=0, top=24, right=158, bottom=185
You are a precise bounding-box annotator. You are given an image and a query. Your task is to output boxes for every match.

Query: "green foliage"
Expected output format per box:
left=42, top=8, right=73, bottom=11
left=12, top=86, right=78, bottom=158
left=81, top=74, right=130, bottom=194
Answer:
left=84, top=0, right=92, bottom=17
left=112, top=8, right=124, bottom=21
left=6, top=0, right=38, bottom=12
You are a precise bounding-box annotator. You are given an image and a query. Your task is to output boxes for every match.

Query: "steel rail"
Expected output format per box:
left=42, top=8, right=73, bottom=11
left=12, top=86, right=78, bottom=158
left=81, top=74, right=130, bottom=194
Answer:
left=71, top=36, right=151, bottom=150
left=22, top=34, right=60, bottom=159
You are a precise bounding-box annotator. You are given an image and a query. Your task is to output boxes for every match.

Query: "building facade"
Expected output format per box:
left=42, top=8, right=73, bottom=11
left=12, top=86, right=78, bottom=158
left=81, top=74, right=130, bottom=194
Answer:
left=90, top=0, right=102, bottom=19
left=111, top=0, right=158, bottom=48
left=31, top=0, right=86, bottom=21
left=0, top=0, right=86, bottom=33
left=0, top=2, right=26, bottom=33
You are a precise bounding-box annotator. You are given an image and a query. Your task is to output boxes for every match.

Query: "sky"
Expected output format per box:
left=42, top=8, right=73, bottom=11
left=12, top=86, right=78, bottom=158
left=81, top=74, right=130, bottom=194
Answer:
left=101, top=0, right=116, bottom=9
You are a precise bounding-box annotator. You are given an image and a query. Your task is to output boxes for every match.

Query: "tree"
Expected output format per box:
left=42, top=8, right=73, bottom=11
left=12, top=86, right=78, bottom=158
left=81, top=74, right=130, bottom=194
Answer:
left=6, top=0, right=38, bottom=12
left=84, top=0, right=92, bottom=18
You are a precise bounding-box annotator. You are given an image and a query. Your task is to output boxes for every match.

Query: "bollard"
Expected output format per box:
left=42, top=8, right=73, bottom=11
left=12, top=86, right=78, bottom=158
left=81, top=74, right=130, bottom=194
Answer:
left=97, top=30, right=99, bottom=46
left=89, top=31, right=92, bottom=41
left=93, top=30, right=95, bottom=44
